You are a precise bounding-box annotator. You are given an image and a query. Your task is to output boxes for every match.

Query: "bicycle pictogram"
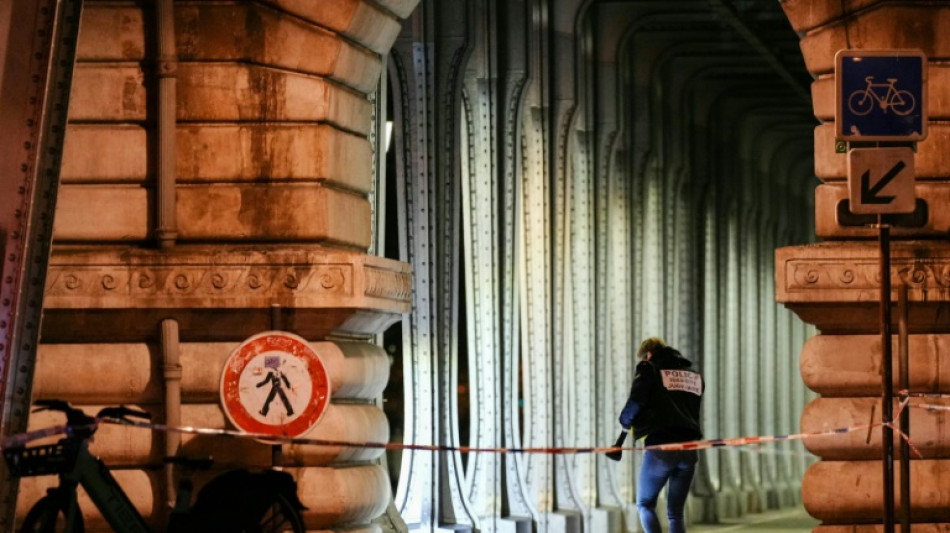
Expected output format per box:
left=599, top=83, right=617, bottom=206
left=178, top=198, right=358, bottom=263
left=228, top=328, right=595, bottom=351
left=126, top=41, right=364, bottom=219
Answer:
left=847, top=76, right=916, bottom=116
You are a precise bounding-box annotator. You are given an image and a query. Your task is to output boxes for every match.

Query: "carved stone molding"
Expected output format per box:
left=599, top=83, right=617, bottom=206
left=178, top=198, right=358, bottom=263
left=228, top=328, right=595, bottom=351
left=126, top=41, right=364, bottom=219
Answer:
left=777, top=241, right=950, bottom=302
left=41, top=245, right=410, bottom=341
left=776, top=241, right=950, bottom=333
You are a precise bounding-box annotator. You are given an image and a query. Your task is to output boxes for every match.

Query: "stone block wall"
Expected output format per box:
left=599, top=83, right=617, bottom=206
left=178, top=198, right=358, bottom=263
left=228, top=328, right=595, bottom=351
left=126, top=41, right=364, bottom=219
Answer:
left=778, top=1, right=950, bottom=530
left=27, top=1, right=418, bottom=531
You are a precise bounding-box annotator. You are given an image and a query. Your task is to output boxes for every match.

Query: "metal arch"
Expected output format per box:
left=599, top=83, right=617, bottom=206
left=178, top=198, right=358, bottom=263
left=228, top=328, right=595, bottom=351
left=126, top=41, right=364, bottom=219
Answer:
left=457, top=0, right=541, bottom=528
left=386, top=42, right=436, bottom=527
left=589, top=8, right=634, bottom=502
left=0, top=0, right=82, bottom=527
left=388, top=1, right=481, bottom=529
left=624, top=33, right=820, bottom=512
left=705, top=0, right=810, bottom=104
left=519, top=50, right=557, bottom=523
left=564, top=127, right=597, bottom=511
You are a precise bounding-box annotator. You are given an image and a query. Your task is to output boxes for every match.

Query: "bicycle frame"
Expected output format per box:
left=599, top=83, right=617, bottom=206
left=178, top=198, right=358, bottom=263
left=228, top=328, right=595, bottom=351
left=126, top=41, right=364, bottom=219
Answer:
left=867, top=83, right=897, bottom=107
left=9, top=401, right=305, bottom=533
left=858, top=78, right=905, bottom=110
left=47, top=438, right=152, bottom=533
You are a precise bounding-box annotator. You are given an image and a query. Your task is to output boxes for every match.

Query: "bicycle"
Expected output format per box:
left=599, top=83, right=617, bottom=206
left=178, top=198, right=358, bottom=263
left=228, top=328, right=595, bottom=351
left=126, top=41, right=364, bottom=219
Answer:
left=847, top=75, right=916, bottom=116
left=3, top=399, right=306, bottom=533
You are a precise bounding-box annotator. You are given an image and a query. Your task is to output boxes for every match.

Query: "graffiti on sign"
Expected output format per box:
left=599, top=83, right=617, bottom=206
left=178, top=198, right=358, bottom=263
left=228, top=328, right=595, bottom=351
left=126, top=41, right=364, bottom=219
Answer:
left=220, top=331, right=331, bottom=438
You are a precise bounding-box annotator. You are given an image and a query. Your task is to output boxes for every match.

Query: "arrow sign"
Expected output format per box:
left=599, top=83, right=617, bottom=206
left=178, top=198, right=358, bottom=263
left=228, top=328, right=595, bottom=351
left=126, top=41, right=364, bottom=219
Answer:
left=860, top=160, right=905, bottom=204
left=848, top=147, right=915, bottom=214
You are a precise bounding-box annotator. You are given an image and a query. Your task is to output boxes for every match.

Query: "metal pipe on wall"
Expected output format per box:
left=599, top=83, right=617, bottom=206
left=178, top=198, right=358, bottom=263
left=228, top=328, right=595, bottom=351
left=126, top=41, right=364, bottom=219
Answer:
left=155, top=0, right=178, bottom=248
left=161, top=318, right=182, bottom=509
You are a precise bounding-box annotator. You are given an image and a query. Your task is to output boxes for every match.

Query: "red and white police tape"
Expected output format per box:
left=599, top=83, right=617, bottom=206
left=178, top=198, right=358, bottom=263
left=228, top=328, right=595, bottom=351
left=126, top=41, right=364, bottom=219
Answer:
left=2, top=393, right=945, bottom=457
left=0, top=417, right=892, bottom=456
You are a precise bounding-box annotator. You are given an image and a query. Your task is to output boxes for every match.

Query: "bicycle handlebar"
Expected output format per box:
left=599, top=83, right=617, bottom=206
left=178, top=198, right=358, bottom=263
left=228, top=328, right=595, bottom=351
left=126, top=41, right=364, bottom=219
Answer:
left=32, top=399, right=95, bottom=426
left=32, top=399, right=152, bottom=427
left=96, top=405, right=152, bottom=423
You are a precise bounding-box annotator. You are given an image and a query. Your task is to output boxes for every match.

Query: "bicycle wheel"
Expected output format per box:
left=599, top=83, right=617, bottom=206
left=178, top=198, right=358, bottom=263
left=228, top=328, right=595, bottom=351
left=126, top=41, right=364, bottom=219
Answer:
left=848, top=90, right=874, bottom=116
left=18, top=494, right=84, bottom=533
left=254, top=492, right=304, bottom=533
left=891, top=90, right=916, bottom=116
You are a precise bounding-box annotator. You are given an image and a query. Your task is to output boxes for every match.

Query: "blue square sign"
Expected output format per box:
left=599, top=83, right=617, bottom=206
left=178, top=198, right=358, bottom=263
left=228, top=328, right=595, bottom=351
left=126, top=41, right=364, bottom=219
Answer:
left=836, top=50, right=927, bottom=142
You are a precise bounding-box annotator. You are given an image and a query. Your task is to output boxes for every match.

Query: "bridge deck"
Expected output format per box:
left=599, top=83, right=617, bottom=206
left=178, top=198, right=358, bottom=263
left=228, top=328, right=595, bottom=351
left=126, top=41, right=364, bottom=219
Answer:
left=692, top=506, right=818, bottom=533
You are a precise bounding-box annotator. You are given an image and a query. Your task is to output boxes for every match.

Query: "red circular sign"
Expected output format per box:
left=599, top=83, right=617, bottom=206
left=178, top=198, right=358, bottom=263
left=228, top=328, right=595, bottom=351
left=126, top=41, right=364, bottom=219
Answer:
left=220, top=331, right=331, bottom=438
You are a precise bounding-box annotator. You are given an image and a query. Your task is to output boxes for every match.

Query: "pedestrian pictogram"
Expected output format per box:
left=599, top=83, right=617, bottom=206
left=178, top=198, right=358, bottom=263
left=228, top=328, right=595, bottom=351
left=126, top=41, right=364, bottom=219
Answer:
left=257, top=355, right=295, bottom=417
left=836, top=50, right=927, bottom=142
left=847, top=147, right=915, bottom=214
left=220, top=331, right=331, bottom=438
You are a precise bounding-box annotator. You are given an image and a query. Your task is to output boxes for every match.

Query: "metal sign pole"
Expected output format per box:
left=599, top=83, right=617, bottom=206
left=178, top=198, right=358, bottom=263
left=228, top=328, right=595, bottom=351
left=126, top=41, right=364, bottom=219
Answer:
left=879, top=219, right=895, bottom=533
left=270, top=304, right=284, bottom=468
left=837, top=49, right=926, bottom=533
left=897, top=283, right=910, bottom=532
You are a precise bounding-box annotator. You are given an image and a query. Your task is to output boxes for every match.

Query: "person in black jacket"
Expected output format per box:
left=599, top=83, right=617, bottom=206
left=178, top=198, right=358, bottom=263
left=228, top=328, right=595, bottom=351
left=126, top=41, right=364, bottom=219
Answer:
left=608, top=337, right=703, bottom=533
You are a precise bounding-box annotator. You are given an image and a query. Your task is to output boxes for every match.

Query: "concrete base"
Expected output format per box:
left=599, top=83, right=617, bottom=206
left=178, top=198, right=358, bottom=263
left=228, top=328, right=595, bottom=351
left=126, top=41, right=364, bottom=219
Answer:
left=591, top=506, right=623, bottom=533
left=767, top=485, right=800, bottom=509
left=742, top=487, right=768, bottom=514
left=716, top=488, right=743, bottom=520
left=687, top=494, right=719, bottom=525
left=435, top=526, right=473, bottom=533
left=497, top=516, right=533, bottom=533
left=541, top=510, right=583, bottom=533
left=622, top=502, right=639, bottom=533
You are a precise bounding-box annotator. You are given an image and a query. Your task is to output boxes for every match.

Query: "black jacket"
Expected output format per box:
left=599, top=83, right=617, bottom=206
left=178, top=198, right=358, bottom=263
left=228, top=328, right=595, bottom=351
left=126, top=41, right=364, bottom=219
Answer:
left=618, top=346, right=703, bottom=446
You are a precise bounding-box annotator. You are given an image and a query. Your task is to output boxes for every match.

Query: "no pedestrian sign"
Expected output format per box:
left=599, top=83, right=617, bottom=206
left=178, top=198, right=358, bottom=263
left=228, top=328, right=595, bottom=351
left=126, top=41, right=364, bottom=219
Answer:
left=836, top=49, right=927, bottom=142
left=847, top=147, right=916, bottom=215
left=220, top=331, right=331, bottom=438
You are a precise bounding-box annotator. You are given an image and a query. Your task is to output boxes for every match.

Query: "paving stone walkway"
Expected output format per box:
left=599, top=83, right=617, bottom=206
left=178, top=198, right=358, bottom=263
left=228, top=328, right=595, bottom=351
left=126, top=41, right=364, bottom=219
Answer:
left=690, top=506, right=818, bottom=533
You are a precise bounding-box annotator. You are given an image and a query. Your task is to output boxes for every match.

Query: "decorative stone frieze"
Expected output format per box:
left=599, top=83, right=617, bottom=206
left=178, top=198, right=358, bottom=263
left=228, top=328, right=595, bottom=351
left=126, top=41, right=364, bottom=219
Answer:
left=41, top=247, right=409, bottom=341
left=777, top=241, right=950, bottom=304
left=776, top=242, right=950, bottom=333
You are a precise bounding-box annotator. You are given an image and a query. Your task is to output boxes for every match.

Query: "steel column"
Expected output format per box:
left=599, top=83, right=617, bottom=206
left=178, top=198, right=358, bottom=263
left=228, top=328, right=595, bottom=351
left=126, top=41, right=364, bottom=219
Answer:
left=0, top=0, right=82, bottom=527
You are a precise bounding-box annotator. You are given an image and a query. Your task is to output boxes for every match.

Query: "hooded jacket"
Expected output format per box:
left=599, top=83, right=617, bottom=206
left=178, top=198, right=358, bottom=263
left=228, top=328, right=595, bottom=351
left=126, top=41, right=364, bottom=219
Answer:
left=618, top=346, right=703, bottom=446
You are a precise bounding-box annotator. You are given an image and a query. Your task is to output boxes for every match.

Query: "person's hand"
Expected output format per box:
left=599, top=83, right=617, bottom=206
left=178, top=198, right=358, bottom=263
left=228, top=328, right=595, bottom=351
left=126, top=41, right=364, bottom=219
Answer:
left=606, top=430, right=627, bottom=462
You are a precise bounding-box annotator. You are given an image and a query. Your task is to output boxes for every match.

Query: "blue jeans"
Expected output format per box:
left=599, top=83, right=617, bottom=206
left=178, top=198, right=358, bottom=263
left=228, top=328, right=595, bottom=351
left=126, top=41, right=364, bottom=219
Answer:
left=636, top=449, right=698, bottom=533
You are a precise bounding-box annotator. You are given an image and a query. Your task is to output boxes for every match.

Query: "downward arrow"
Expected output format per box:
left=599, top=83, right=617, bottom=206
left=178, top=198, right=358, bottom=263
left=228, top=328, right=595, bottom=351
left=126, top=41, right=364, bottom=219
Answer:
left=861, top=160, right=905, bottom=204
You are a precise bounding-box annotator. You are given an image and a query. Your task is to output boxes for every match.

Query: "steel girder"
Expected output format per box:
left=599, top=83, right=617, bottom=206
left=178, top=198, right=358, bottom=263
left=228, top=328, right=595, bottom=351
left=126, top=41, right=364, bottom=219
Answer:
left=0, top=0, right=82, bottom=528
left=384, top=0, right=817, bottom=531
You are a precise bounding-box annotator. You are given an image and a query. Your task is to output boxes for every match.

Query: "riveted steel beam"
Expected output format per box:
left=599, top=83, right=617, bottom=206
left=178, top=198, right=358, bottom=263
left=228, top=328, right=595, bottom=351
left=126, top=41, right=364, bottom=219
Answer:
left=0, top=0, right=83, bottom=528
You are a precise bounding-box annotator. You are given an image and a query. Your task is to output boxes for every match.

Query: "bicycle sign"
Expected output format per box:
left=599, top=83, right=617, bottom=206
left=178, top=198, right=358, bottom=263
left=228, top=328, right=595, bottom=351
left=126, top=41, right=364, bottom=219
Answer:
left=836, top=49, right=927, bottom=142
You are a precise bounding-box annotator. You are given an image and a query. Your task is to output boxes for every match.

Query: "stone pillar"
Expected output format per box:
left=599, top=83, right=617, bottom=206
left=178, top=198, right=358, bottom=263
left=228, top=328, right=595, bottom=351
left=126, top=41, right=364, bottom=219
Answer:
left=778, top=1, right=950, bottom=530
left=29, top=1, right=419, bottom=530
